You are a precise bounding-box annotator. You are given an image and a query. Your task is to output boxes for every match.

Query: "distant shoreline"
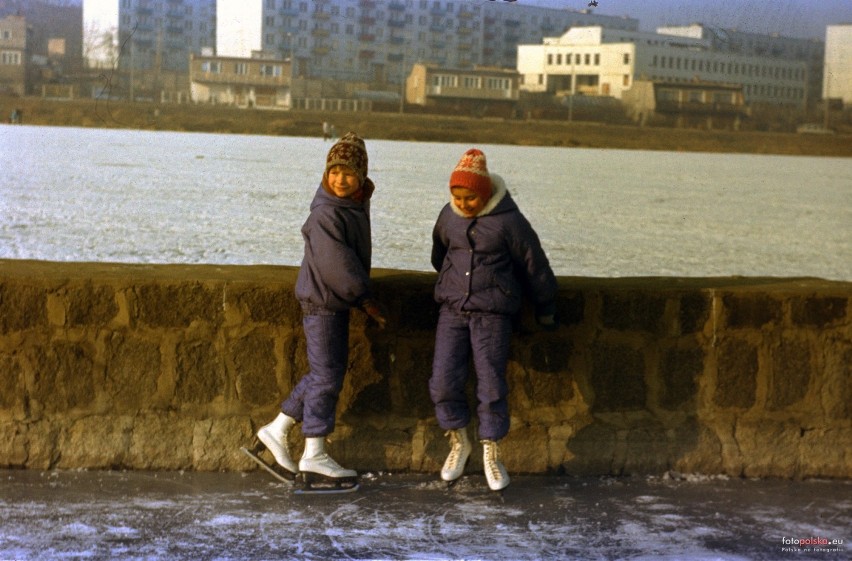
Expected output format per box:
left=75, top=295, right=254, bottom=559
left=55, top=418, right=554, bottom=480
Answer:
left=3, top=96, right=850, bottom=158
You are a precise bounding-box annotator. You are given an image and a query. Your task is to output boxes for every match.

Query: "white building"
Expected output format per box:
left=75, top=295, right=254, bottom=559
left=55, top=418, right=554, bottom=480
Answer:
left=824, top=24, right=852, bottom=106
left=517, top=26, right=808, bottom=107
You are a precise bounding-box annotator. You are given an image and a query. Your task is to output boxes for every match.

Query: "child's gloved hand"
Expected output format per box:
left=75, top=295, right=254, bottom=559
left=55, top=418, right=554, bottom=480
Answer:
left=535, top=301, right=559, bottom=331
left=361, top=298, right=387, bottom=329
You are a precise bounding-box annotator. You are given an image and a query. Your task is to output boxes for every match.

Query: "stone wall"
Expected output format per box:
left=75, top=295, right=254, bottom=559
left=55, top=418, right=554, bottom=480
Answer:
left=0, top=260, right=849, bottom=478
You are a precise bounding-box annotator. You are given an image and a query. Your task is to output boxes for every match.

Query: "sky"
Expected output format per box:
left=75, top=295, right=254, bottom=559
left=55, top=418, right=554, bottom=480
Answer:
left=83, top=0, right=852, bottom=43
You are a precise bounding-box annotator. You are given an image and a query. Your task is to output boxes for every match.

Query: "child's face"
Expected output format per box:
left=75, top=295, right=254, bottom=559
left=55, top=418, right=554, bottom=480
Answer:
left=326, top=165, right=361, bottom=198
left=451, top=187, right=485, bottom=218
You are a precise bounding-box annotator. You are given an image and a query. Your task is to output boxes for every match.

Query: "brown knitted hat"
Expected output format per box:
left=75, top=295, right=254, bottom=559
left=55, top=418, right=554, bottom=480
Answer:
left=325, top=131, right=368, bottom=184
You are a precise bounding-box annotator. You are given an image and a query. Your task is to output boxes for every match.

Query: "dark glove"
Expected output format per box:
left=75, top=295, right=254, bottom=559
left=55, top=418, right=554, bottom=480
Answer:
left=535, top=301, right=558, bottom=331
left=361, top=298, right=387, bottom=329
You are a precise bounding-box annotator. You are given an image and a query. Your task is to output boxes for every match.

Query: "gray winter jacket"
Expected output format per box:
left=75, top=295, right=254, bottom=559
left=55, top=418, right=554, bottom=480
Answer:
left=295, top=184, right=372, bottom=311
left=431, top=174, right=557, bottom=316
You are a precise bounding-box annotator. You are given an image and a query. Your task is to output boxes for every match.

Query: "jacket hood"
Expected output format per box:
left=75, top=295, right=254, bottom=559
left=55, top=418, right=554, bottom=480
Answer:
left=311, top=182, right=370, bottom=211
left=449, top=173, right=509, bottom=218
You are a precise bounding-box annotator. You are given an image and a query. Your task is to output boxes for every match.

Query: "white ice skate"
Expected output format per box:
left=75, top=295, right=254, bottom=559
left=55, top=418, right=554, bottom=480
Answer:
left=482, top=439, right=510, bottom=493
left=296, top=437, right=359, bottom=494
left=441, top=428, right=471, bottom=485
left=242, top=413, right=298, bottom=483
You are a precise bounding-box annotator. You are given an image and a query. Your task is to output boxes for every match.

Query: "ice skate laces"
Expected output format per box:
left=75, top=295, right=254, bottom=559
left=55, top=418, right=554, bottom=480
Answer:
left=483, top=440, right=503, bottom=481
left=445, top=430, right=465, bottom=470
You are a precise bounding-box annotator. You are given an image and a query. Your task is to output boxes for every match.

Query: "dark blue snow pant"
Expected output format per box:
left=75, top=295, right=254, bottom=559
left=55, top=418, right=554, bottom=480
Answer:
left=429, top=308, right=513, bottom=441
left=281, top=305, right=349, bottom=438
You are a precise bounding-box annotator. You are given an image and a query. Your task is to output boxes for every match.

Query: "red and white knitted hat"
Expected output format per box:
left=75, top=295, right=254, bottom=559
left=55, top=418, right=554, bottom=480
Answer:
left=449, top=148, right=492, bottom=202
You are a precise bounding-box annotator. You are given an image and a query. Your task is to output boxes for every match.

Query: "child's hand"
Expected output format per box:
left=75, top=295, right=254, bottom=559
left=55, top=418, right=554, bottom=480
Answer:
left=535, top=301, right=558, bottom=331
left=361, top=298, right=387, bottom=329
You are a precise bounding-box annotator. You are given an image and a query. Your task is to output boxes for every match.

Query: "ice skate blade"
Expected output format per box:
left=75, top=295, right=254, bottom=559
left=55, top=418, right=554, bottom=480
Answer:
left=241, top=444, right=296, bottom=483
left=295, top=471, right=359, bottom=494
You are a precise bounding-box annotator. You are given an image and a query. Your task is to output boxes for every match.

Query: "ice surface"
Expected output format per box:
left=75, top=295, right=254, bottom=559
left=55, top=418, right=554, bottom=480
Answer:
left=0, top=470, right=849, bottom=560
left=1, top=125, right=850, bottom=280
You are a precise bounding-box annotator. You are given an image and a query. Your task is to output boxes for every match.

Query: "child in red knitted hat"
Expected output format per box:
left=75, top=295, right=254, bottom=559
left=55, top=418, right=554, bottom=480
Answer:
left=429, top=148, right=558, bottom=493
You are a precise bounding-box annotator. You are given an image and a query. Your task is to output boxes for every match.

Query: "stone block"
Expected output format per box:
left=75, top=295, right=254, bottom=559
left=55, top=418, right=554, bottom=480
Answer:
left=192, top=417, right=253, bottom=471
left=556, top=291, right=585, bottom=326
left=564, top=421, right=618, bottom=475
left=679, top=292, right=711, bottom=334
left=0, top=422, right=28, bottom=467
left=528, top=337, right=572, bottom=375
left=67, top=283, right=118, bottom=326
left=823, top=342, right=851, bottom=421
left=590, top=343, right=645, bottom=412
left=0, top=282, right=46, bottom=332
left=714, top=339, right=757, bottom=409
left=237, top=286, right=301, bottom=327
left=659, top=346, right=703, bottom=410
left=601, top=292, right=667, bottom=333
left=58, top=416, right=134, bottom=469
left=768, top=337, right=811, bottom=411
left=736, top=420, right=800, bottom=478
left=105, top=334, right=161, bottom=409
left=0, top=353, right=23, bottom=412
left=230, top=333, right=276, bottom=406
left=127, top=414, right=194, bottom=469
left=790, top=296, right=847, bottom=327
left=502, top=424, right=548, bottom=472
left=391, top=343, right=435, bottom=418
left=623, top=423, right=670, bottom=475
left=396, top=290, right=439, bottom=332
left=670, top=421, right=724, bottom=474
left=723, top=294, right=781, bottom=329
left=29, top=342, right=96, bottom=413
left=797, top=427, right=851, bottom=478
left=132, top=282, right=223, bottom=328
left=176, top=339, right=226, bottom=405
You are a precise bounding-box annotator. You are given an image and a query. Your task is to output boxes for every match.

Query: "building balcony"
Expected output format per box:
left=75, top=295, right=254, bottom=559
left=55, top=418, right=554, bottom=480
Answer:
left=389, top=1, right=405, bottom=10
left=135, top=7, right=154, bottom=16
left=387, top=53, right=403, bottom=62
left=503, top=19, right=521, bottom=27
left=313, top=11, right=330, bottom=20
left=312, top=28, right=330, bottom=37
left=359, top=49, right=375, bottom=59
left=426, top=85, right=518, bottom=101
left=458, top=10, right=474, bottom=19
left=358, top=33, right=375, bottom=42
left=359, top=0, right=377, bottom=8
left=359, top=16, right=376, bottom=25
left=388, top=18, right=406, bottom=28
left=389, top=36, right=406, bottom=45
left=312, top=46, right=330, bottom=56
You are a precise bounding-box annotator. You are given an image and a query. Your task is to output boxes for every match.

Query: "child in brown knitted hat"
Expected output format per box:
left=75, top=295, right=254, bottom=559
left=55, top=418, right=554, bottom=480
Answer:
left=245, top=131, right=385, bottom=493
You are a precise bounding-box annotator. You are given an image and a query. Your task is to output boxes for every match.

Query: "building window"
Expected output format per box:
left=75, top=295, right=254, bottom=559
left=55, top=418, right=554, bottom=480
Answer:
left=260, top=64, right=282, bottom=76
left=623, top=53, right=630, bottom=65
left=1, top=51, right=21, bottom=65
left=486, top=77, right=510, bottom=90
left=235, top=62, right=248, bottom=75
left=463, top=76, right=481, bottom=88
left=432, top=74, right=457, bottom=87
left=547, top=53, right=553, bottom=65
left=584, top=53, right=590, bottom=65
left=623, top=74, right=629, bottom=86
left=201, top=61, right=221, bottom=73
left=594, top=53, right=599, bottom=65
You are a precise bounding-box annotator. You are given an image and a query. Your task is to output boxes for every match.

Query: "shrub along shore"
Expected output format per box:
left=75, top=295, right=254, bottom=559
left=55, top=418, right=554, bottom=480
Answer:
left=3, top=96, right=850, bottom=157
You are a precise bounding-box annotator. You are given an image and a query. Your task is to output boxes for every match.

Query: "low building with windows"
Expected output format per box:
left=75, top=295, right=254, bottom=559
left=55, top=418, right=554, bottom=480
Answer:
left=405, top=62, right=519, bottom=117
left=0, top=15, right=29, bottom=96
left=518, top=26, right=808, bottom=107
left=622, top=79, right=749, bottom=129
left=189, top=53, right=292, bottom=108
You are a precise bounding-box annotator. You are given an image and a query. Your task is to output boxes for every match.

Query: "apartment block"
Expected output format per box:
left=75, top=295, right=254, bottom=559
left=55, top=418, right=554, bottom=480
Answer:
left=518, top=27, right=808, bottom=107
left=256, top=0, right=638, bottom=86
left=0, top=14, right=27, bottom=95
left=118, top=0, right=216, bottom=73
left=824, top=24, right=852, bottom=106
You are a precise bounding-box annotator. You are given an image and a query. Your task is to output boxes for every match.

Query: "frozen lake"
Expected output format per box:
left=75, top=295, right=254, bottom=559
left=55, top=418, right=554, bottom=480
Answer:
left=2, top=124, right=850, bottom=279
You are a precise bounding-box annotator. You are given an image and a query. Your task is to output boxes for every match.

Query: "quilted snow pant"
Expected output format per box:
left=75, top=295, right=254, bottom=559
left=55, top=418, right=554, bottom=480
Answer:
left=429, top=308, right=513, bottom=441
left=281, top=305, right=350, bottom=438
